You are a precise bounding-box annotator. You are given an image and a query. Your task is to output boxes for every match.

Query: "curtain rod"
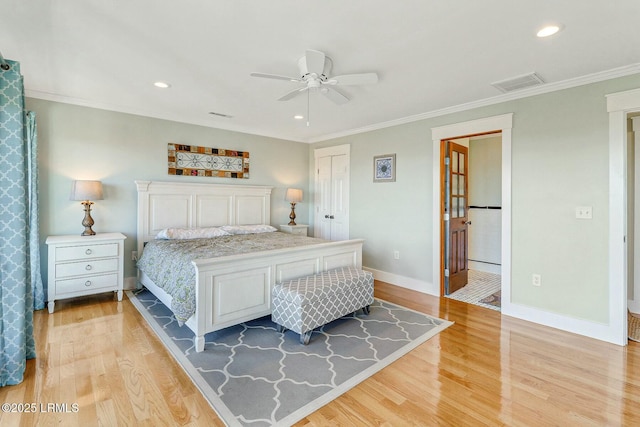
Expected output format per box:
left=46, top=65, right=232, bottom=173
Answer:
left=0, top=51, right=11, bottom=70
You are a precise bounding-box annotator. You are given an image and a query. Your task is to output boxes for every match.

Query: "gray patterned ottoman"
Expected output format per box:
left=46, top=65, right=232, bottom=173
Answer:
left=272, top=266, right=374, bottom=344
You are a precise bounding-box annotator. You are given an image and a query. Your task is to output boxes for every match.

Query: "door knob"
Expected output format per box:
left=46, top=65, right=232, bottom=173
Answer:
left=464, top=220, right=472, bottom=225
left=325, top=215, right=330, bottom=218
left=329, top=215, right=335, bottom=219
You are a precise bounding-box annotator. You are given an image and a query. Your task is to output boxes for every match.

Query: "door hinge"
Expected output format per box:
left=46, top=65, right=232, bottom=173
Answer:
left=445, top=157, right=450, bottom=165
left=444, top=268, right=450, bottom=277
left=444, top=213, right=450, bottom=221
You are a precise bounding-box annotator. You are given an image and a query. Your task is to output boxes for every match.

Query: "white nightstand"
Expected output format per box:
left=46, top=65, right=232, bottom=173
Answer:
left=279, top=224, right=309, bottom=236
left=45, top=232, right=126, bottom=313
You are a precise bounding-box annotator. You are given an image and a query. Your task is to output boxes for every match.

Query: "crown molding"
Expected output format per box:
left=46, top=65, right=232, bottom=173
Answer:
left=307, top=63, right=640, bottom=143
left=25, top=63, right=640, bottom=145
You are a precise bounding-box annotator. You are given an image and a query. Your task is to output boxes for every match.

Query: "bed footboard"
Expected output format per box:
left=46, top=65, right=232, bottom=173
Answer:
left=188, top=239, right=364, bottom=352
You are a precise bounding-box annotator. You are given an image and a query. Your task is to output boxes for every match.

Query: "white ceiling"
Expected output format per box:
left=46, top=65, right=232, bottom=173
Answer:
left=2, top=1, right=639, bottom=143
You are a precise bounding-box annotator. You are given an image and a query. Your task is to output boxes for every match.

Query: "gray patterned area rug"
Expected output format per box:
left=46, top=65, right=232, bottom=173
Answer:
left=128, top=288, right=452, bottom=426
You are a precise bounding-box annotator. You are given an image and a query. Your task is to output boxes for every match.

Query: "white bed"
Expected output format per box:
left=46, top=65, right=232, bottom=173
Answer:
left=135, top=180, right=364, bottom=352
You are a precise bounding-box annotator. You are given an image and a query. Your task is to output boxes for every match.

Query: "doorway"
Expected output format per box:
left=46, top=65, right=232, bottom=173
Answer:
left=631, top=115, right=640, bottom=314
left=440, top=132, right=502, bottom=310
left=608, top=87, right=640, bottom=345
left=443, top=133, right=503, bottom=309
left=431, top=113, right=513, bottom=313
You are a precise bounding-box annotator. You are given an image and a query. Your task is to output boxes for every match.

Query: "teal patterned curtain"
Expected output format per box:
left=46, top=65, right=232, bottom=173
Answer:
left=0, top=59, right=43, bottom=386
left=26, top=112, right=44, bottom=310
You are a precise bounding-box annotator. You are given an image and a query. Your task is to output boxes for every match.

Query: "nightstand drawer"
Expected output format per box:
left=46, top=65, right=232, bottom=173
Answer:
left=46, top=232, right=126, bottom=313
left=56, top=243, right=119, bottom=262
left=55, top=258, right=119, bottom=279
left=279, top=224, right=308, bottom=236
left=55, top=274, right=118, bottom=295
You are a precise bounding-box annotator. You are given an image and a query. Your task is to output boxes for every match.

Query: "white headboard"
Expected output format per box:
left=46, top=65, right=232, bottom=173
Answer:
left=135, top=180, right=273, bottom=254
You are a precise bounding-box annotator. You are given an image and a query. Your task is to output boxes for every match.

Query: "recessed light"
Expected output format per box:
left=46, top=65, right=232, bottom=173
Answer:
left=154, top=81, right=171, bottom=88
left=537, top=25, right=561, bottom=38
left=294, top=115, right=304, bottom=120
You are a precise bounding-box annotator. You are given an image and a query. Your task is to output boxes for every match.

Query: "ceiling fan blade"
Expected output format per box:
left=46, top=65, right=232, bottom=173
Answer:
left=327, top=72, right=379, bottom=86
left=321, top=87, right=349, bottom=105
left=278, top=86, right=308, bottom=101
left=305, top=50, right=326, bottom=75
left=250, top=72, right=301, bottom=82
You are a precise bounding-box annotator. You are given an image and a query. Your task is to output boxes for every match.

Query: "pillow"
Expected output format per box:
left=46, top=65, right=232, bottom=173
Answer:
left=221, top=224, right=278, bottom=235
left=155, top=227, right=230, bottom=240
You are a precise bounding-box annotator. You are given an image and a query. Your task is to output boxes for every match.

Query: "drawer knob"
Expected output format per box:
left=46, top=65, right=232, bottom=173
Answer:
left=85, top=249, right=92, bottom=255
left=85, top=264, right=92, bottom=271
left=85, top=281, right=92, bottom=287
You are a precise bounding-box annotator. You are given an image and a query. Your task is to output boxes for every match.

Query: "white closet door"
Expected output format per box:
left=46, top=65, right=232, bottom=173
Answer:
left=330, top=154, right=349, bottom=241
left=314, top=145, right=350, bottom=241
left=316, top=156, right=333, bottom=240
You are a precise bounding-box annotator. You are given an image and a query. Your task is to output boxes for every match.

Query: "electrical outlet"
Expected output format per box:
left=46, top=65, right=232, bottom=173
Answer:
left=575, top=206, right=593, bottom=219
left=393, top=250, right=400, bottom=260
left=532, top=273, right=541, bottom=287
left=132, top=251, right=138, bottom=261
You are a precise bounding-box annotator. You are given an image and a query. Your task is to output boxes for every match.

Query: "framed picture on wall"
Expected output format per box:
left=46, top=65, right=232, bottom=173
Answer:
left=373, top=154, right=396, bottom=182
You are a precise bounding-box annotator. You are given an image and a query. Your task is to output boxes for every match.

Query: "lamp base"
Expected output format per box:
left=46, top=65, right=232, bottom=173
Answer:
left=288, top=202, right=297, bottom=226
left=81, top=201, right=96, bottom=236
left=81, top=227, right=96, bottom=237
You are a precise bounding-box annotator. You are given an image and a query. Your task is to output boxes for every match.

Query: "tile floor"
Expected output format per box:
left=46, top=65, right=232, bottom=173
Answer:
left=446, top=270, right=501, bottom=311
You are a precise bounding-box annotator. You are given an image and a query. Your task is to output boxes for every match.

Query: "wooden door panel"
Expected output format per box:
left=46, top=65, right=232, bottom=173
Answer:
left=448, top=142, right=469, bottom=294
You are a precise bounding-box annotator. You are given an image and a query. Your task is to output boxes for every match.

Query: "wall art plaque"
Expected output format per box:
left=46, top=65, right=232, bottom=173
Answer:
left=168, top=143, right=249, bottom=178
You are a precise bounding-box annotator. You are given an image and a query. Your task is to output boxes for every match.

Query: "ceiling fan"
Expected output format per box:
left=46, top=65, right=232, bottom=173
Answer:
left=250, top=49, right=378, bottom=105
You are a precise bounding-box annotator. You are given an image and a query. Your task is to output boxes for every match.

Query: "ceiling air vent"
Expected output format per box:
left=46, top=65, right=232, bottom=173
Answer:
left=208, top=111, right=233, bottom=119
left=491, top=72, right=544, bottom=93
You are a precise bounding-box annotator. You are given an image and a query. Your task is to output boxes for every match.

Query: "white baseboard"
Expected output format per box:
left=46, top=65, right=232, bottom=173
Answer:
left=364, top=267, right=439, bottom=296
left=124, top=276, right=138, bottom=291
left=502, top=301, right=626, bottom=346
left=366, top=267, right=626, bottom=346
left=126, top=263, right=629, bottom=345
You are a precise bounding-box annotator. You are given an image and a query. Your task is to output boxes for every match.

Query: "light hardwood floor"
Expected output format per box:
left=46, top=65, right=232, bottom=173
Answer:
left=1, top=281, right=639, bottom=426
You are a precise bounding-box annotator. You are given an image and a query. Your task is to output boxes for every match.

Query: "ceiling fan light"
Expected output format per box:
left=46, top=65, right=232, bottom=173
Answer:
left=253, top=49, right=377, bottom=106
left=154, top=81, right=171, bottom=88
left=536, top=25, right=561, bottom=38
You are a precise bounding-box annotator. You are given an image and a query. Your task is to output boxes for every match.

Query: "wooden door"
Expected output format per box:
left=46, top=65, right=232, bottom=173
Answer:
left=448, top=141, right=469, bottom=293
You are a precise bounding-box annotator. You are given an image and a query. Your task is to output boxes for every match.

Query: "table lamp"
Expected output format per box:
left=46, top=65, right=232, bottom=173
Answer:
left=70, top=180, right=104, bottom=236
left=285, top=188, right=303, bottom=226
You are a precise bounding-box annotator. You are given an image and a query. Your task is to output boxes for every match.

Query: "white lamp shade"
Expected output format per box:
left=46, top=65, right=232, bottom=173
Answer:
left=285, top=188, right=303, bottom=203
left=70, top=180, right=104, bottom=201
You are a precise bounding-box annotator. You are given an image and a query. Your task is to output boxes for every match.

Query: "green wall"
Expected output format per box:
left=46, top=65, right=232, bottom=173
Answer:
left=30, top=72, right=640, bottom=326
left=469, top=135, right=502, bottom=207
left=312, top=73, right=640, bottom=324
left=28, top=99, right=309, bottom=283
